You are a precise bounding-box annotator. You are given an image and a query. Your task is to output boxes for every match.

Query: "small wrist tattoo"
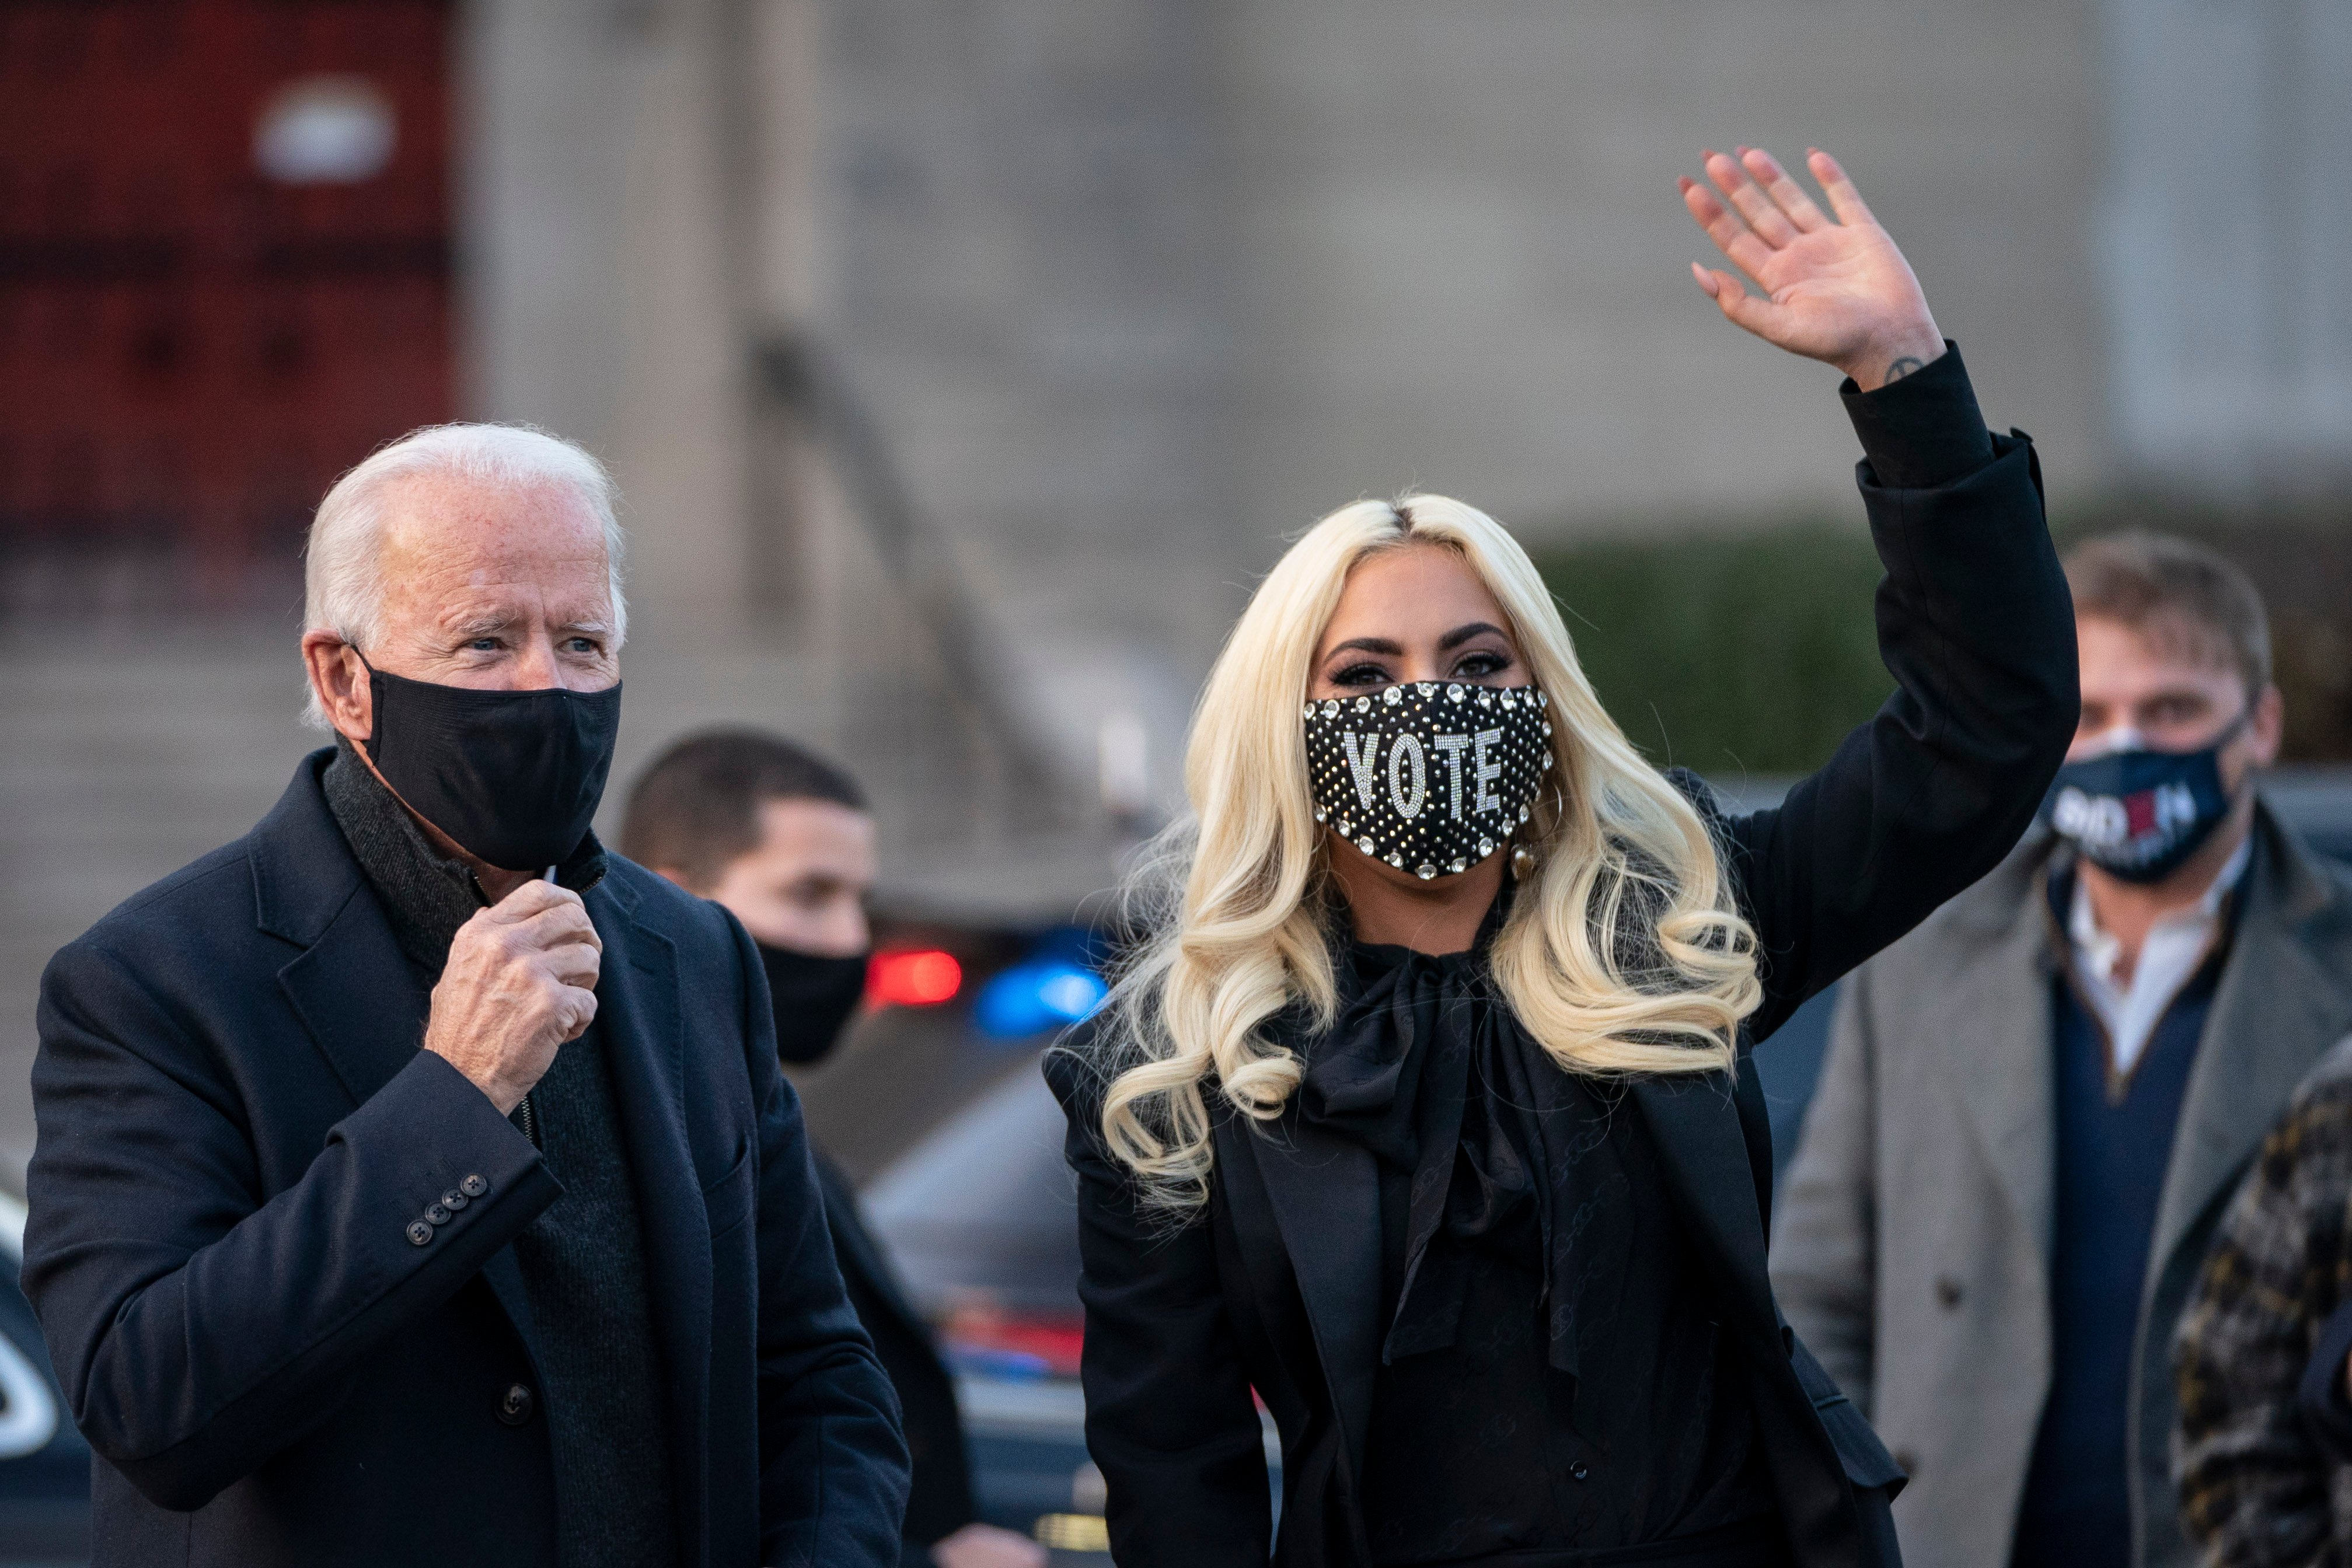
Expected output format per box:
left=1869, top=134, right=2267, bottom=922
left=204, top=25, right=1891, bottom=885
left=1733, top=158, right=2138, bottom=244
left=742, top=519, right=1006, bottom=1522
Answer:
left=1884, top=355, right=1927, bottom=383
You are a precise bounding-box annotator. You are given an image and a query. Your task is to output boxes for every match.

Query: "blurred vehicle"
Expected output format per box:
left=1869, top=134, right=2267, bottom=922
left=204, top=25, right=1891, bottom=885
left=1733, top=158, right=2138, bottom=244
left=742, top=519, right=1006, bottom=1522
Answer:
left=857, top=938, right=1115, bottom=1564
left=799, top=921, right=1137, bottom=1562
left=861, top=1067, right=1276, bottom=1566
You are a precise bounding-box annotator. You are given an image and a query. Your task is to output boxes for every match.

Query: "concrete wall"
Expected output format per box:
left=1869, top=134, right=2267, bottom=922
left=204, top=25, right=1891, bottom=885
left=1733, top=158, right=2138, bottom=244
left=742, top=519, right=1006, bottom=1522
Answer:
left=463, top=0, right=769, bottom=640
left=459, top=0, right=648, bottom=460
left=457, top=0, right=2350, bottom=827
left=816, top=0, right=1240, bottom=806
left=1220, top=0, right=2111, bottom=546
left=801, top=0, right=2115, bottom=817
left=2101, top=0, right=2352, bottom=494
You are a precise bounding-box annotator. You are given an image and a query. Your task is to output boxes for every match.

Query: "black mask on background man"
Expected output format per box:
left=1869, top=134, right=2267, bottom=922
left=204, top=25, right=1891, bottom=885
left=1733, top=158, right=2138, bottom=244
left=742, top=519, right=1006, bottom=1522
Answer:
left=359, top=656, right=622, bottom=871
left=759, top=944, right=870, bottom=1066
left=2040, top=711, right=2249, bottom=885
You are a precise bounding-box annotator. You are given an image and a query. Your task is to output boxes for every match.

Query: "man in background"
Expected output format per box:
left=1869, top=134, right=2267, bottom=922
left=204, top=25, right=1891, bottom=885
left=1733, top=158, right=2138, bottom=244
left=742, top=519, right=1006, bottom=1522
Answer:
left=1771, top=533, right=2352, bottom=1568
left=623, top=729, right=1050, bottom=1568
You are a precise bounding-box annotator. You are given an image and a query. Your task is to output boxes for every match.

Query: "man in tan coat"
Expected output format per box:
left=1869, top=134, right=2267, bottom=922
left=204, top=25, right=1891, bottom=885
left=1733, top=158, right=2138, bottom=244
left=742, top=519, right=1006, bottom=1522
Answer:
left=1771, top=533, right=2352, bottom=1568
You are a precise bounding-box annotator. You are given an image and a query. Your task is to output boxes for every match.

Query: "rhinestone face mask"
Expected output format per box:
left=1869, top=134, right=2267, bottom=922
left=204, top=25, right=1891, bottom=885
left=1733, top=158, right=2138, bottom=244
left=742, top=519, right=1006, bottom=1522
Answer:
left=1301, top=681, right=1554, bottom=880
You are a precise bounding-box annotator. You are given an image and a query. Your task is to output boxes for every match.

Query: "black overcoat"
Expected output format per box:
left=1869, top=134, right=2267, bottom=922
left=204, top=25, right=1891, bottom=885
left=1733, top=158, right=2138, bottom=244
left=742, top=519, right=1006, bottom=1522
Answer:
left=1048, top=425, right=2080, bottom=1568
left=23, top=751, right=910, bottom=1567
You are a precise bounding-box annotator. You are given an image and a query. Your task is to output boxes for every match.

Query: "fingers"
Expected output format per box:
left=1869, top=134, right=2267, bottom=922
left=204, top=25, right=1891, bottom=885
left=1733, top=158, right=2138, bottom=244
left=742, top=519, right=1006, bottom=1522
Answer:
left=540, top=940, right=603, bottom=990
left=1691, top=265, right=1784, bottom=340
left=476, top=895, right=602, bottom=954
left=486, top=878, right=583, bottom=921
left=1679, top=176, right=1777, bottom=284
left=1807, top=148, right=1876, bottom=228
left=1739, top=147, right=1829, bottom=233
left=449, top=896, right=602, bottom=1000
left=1703, top=148, right=1799, bottom=247
left=515, top=902, right=601, bottom=952
left=549, top=982, right=599, bottom=1044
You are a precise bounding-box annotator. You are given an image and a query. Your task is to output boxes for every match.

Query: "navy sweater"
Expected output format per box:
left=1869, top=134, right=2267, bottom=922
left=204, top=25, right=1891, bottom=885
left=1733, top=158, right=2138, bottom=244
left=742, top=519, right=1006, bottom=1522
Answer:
left=2012, top=878, right=2227, bottom=1568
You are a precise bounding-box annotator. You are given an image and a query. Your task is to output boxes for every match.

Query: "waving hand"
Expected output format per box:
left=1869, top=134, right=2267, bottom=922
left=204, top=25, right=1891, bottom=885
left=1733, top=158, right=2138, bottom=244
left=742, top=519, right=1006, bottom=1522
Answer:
left=1681, top=146, right=1945, bottom=392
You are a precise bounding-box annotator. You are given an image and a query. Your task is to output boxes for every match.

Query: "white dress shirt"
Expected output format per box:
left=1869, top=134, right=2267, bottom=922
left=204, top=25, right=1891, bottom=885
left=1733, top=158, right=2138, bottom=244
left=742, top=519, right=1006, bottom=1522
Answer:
left=2067, top=835, right=2250, bottom=1080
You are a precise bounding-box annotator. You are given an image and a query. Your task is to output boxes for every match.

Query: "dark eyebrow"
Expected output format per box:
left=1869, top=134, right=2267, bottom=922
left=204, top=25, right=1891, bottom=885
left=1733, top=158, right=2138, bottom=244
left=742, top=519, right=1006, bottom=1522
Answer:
left=1437, top=621, right=1509, bottom=652
left=1325, top=636, right=1404, bottom=659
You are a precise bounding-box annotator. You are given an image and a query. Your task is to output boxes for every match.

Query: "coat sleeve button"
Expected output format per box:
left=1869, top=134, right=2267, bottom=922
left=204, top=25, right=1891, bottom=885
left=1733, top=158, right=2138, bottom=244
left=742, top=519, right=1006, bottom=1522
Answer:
left=405, top=1220, right=434, bottom=1246
left=441, top=1189, right=469, bottom=1211
left=497, top=1383, right=535, bottom=1426
left=460, top=1174, right=489, bottom=1199
left=424, top=1203, right=451, bottom=1226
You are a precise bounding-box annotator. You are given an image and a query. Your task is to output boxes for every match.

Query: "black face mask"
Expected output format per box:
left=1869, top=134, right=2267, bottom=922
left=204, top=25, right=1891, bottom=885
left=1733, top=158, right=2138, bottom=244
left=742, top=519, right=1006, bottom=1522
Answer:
left=358, top=657, right=622, bottom=872
left=758, top=943, right=870, bottom=1066
left=2040, top=711, right=2249, bottom=885
left=1303, top=680, right=1553, bottom=879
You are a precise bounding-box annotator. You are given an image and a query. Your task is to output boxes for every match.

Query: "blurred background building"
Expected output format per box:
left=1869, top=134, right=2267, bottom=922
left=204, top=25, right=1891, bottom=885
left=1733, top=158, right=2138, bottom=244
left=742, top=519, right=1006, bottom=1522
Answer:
left=2, top=0, right=2350, bottom=1179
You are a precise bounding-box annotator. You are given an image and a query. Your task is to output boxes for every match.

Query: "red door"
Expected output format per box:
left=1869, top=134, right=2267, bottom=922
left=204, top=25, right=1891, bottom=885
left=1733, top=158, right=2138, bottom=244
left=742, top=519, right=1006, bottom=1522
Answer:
left=0, top=0, right=453, bottom=606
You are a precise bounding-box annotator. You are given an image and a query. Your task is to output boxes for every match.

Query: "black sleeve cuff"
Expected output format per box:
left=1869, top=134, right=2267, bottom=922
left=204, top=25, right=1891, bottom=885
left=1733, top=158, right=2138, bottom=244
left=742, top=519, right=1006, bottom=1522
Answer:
left=2298, top=1297, right=2352, bottom=1457
left=1839, top=340, right=1996, bottom=491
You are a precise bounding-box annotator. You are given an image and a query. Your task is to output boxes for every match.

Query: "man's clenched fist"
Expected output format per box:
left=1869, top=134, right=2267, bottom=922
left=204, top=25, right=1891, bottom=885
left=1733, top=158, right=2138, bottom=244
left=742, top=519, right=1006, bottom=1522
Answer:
left=424, top=880, right=602, bottom=1113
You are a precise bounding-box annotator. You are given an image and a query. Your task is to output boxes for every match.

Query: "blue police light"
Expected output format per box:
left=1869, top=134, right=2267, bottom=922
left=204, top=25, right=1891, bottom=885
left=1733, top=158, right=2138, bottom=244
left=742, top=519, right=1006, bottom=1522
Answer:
left=973, top=961, right=1109, bottom=1039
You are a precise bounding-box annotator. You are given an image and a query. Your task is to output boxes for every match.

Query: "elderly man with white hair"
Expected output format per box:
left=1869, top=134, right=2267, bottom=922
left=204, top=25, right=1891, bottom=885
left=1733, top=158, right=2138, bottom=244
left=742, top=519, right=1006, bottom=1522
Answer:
left=21, top=425, right=910, bottom=1568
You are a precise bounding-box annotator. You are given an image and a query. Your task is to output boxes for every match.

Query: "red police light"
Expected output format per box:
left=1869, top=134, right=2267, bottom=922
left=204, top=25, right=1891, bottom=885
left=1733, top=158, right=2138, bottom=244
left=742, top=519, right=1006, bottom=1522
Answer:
left=866, top=949, right=963, bottom=1008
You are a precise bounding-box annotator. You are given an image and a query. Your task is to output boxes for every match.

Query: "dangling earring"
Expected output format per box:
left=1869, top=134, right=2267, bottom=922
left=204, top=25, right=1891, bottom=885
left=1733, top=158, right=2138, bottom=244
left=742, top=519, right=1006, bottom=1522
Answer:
left=1511, top=843, right=1539, bottom=879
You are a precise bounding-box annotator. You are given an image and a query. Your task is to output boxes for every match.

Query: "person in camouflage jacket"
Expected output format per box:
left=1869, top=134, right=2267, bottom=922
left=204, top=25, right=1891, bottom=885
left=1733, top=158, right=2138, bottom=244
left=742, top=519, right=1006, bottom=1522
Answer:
left=2177, top=1034, right=2352, bottom=1567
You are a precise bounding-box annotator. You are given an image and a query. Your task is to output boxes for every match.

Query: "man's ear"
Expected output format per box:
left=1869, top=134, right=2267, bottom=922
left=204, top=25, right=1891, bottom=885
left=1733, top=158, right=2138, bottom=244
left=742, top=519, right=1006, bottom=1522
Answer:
left=300, top=633, right=374, bottom=745
left=2249, top=682, right=2286, bottom=768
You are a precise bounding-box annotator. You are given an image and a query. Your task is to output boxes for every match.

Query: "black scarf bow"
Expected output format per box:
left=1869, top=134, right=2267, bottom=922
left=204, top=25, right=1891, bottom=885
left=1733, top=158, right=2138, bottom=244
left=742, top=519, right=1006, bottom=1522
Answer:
left=1292, top=941, right=1655, bottom=1424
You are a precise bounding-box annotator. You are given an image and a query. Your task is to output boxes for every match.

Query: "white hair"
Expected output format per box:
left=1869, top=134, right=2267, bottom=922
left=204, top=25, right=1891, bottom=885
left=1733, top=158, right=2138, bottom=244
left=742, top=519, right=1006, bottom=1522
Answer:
left=301, top=423, right=627, bottom=725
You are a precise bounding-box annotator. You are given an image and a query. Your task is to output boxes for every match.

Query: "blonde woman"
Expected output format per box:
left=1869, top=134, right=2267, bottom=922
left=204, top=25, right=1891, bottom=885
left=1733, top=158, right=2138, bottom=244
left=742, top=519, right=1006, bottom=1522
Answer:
left=1046, top=147, right=2078, bottom=1568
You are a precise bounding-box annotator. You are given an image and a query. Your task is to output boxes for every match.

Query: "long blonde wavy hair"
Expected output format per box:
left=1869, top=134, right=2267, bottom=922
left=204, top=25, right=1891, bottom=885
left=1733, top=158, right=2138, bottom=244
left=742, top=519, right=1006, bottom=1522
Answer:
left=1086, top=494, right=1763, bottom=1213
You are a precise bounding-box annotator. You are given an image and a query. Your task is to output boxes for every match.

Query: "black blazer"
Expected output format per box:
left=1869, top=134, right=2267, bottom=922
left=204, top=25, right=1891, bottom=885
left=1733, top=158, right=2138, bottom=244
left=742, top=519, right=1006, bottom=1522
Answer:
left=1048, top=427, right=2079, bottom=1568
left=23, top=752, right=910, bottom=1568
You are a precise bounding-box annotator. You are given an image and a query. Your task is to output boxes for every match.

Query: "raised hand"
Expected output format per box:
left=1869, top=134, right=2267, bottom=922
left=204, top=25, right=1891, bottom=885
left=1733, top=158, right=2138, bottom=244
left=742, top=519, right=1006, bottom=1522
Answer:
left=1680, top=146, right=1944, bottom=392
left=424, top=879, right=602, bottom=1113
